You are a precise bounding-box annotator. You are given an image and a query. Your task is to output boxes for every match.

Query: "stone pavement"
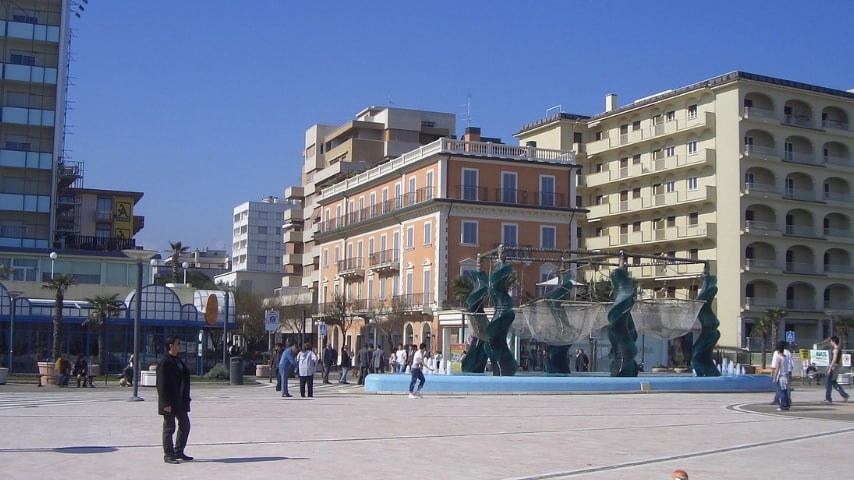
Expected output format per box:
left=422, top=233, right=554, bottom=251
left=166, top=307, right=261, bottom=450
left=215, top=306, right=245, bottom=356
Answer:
left=0, top=378, right=851, bottom=479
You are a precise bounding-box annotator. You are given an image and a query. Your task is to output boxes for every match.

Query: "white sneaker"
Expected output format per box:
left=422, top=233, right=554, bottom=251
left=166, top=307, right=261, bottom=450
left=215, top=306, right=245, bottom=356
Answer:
left=408, top=393, right=417, bottom=399
left=415, top=390, right=423, bottom=398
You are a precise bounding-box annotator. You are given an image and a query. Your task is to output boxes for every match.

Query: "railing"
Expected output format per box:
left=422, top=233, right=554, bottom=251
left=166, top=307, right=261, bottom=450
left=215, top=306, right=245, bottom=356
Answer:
left=55, top=234, right=135, bottom=252
left=320, top=138, right=575, bottom=200
left=783, top=114, right=813, bottom=128
left=784, top=261, right=816, bottom=274
left=823, top=264, right=854, bottom=275
left=744, top=220, right=780, bottom=233
left=743, top=296, right=778, bottom=309
left=744, top=258, right=779, bottom=270
left=784, top=224, right=816, bottom=237
left=369, top=249, right=400, bottom=270
left=743, top=106, right=777, bottom=121
left=337, top=257, right=364, bottom=276
left=786, top=298, right=816, bottom=311
left=822, top=119, right=850, bottom=131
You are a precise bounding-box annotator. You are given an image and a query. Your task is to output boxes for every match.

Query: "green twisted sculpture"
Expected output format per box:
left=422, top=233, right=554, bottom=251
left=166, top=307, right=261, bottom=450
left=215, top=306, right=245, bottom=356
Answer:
left=461, top=269, right=489, bottom=373
left=544, top=271, right=575, bottom=373
left=483, top=261, right=519, bottom=376
left=691, top=273, right=721, bottom=377
left=607, top=268, right=639, bottom=377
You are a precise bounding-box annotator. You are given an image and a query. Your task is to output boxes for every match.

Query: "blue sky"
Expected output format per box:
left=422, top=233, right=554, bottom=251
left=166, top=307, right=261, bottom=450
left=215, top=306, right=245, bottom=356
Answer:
left=65, top=0, right=854, bottom=257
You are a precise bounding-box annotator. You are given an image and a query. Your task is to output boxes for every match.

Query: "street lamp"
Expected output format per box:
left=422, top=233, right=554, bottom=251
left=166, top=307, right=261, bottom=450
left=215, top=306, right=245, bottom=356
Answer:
left=182, top=261, right=189, bottom=284
left=49, top=252, right=57, bottom=279
left=123, top=249, right=158, bottom=402
left=369, top=318, right=378, bottom=349
left=7, top=290, right=23, bottom=372
left=221, top=287, right=232, bottom=368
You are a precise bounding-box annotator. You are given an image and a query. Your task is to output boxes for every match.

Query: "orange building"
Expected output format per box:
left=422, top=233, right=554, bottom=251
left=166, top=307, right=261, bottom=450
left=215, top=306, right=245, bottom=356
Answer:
left=313, top=128, right=582, bottom=356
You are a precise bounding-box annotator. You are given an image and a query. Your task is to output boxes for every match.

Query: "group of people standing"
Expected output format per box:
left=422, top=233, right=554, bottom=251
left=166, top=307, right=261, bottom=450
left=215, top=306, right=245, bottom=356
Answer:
left=771, top=335, right=849, bottom=412
left=269, top=342, right=320, bottom=398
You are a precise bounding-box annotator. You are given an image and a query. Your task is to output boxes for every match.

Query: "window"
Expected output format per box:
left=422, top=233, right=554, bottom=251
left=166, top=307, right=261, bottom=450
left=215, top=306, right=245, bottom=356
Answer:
left=633, top=221, right=641, bottom=232
left=502, top=224, right=518, bottom=247
left=594, top=194, right=604, bottom=205
left=633, top=187, right=641, bottom=199
left=689, top=248, right=699, bottom=260
left=423, top=222, right=432, bottom=246
left=462, top=221, right=478, bottom=245
left=687, top=176, right=698, bottom=190
left=595, top=163, right=603, bottom=173
left=666, top=111, right=675, bottom=121
left=665, top=146, right=675, bottom=157
left=539, top=175, right=556, bottom=206
left=406, top=226, right=414, bottom=249
left=257, top=256, right=267, bottom=264
left=688, top=104, right=698, bottom=119
left=689, top=212, right=699, bottom=226
left=667, top=216, right=676, bottom=227
left=541, top=226, right=556, bottom=249
left=334, top=246, right=340, bottom=264
left=632, top=154, right=641, bottom=164
left=632, top=120, right=641, bottom=131
left=687, top=141, right=698, bottom=155
left=322, top=249, right=328, bottom=267
left=501, top=172, right=517, bottom=203
left=784, top=142, right=793, bottom=161
left=595, top=131, right=603, bottom=141
left=744, top=136, right=754, bottom=151
left=462, top=168, right=478, bottom=200
left=258, top=226, right=268, bottom=234
left=666, top=181, right=675, bottom=193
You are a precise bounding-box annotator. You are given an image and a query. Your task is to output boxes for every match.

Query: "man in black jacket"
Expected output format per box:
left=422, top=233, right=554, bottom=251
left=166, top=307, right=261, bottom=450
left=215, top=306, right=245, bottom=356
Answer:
left=157, top=336, right=192, bottom=464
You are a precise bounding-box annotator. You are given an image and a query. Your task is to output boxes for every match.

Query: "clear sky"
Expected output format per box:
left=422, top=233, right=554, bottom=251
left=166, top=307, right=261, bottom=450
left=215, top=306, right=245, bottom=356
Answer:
left=64, top=0, right=854, bottom=258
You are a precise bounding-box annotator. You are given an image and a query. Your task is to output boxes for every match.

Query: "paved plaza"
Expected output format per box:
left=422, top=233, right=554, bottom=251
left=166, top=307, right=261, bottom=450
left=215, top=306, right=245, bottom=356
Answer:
left=0, top=377, right=851, bottom=479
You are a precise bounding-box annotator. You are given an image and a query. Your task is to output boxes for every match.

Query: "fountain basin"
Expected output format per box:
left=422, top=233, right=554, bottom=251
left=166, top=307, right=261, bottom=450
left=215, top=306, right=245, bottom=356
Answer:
left=363, top=373, right=774, bottom=394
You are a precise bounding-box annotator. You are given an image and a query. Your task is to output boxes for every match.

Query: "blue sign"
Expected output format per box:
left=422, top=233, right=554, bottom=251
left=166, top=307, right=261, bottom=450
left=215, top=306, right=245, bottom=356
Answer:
left=785, top=330, right=795, bottom=343
left=319, top=323, right=327, bottom=337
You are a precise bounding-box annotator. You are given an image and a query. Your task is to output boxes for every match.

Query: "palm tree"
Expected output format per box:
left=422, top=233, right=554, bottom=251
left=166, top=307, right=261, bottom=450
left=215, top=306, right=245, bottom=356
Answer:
left=82, top=294, right=124, bottom=375
left=167, top=241, right=189, bottom=283
left=835, top=315, right=854, bottom=348
left=752, top=307, right=786, bottom=368
left=43, top=274, right=76, bottom=360
left=451, top=275, right=474, bottom=307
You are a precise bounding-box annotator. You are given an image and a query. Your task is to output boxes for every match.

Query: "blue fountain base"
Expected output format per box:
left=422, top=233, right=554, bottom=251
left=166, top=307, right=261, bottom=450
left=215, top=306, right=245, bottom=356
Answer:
left=364, top=373, right=774, bottom=394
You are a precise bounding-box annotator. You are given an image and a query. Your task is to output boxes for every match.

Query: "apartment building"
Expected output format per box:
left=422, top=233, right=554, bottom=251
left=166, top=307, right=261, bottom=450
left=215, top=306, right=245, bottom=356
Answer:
left=0, top=0, right=69, bottom=250
left=313, top=128, right=580, bottom=352
left=279, top=107, right=456, bottom=309
left=517, top=71, right=854, bottom=350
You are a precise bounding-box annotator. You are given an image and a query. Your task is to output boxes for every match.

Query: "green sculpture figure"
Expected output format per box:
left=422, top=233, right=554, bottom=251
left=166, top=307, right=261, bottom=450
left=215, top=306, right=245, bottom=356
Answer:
left=691, top=273, right=721, bottom=377
left=607, top=267, right=639, bottom=377
left=544, top=270, right=576, bottom=373
left=484, top=260, right=518, bottom=376
left=461, top=269, right=490, bottom=373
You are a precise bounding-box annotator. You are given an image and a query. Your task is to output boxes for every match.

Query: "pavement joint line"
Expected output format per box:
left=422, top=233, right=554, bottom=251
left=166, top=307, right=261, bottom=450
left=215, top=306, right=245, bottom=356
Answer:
left=504, top=425, right=854, bottom=480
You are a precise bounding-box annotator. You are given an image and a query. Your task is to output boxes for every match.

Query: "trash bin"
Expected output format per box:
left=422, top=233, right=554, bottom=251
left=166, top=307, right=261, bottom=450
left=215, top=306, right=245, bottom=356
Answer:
left=230, top=357, right=244, bottom=385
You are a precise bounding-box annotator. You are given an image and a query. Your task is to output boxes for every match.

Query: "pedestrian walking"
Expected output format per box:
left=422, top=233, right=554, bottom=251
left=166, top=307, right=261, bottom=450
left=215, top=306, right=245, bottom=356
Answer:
left=156, top=335, right=193, bottom=464
left=408, top=343, right=433, bottom=398
left=357, top=344, right=371, bottom=384
left=824, top=336, right=850, bottom=403
left=278, top=344, right=297, bottom=398
left=322, top=343, right=337, bottom=384
left=270, top=343, right=283, bottom=392
left=372, top=344, right=385, bottom=374
left=575, top=348, right=589, bottom=372
left=395, top=344, right=407, bottom=374
left=296, top=342, right=318, bottom=398
left=771, top=341, right=791, bottom=411
left=339, top=347, right=352, bottom=384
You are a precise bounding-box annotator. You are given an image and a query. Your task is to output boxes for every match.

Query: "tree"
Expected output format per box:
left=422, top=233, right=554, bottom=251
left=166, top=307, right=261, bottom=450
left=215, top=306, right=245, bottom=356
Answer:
left=835, top=315, right=854, bottom=349
left=323, top=291, right=357, bottom=348
left=0, top=263, right=14, bottom=280
left=167, top=241, right=189, bottom=284
left=232, top=288, right=266, bottom=347
left=752, top=307, right=786, bottom=368
left=451, top=275, right=474, bottom=308
left=82, top=294, right=124, bottom=374
left=43, top=274, right=77, bottom=360
left=370, top=296, right=418, bottom=348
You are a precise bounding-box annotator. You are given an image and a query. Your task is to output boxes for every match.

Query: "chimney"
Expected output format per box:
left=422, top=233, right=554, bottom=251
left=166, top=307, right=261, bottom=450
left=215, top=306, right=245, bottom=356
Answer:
left=605, top=93, right=618, bottom=112
left=463, top=127, right=481, bottom=142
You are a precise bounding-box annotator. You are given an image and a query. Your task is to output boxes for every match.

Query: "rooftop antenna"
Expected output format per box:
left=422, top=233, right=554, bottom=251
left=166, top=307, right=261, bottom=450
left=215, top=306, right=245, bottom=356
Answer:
left=386, top=94, right=394, bottom=106
left=459, top=94, right=473, bottom=137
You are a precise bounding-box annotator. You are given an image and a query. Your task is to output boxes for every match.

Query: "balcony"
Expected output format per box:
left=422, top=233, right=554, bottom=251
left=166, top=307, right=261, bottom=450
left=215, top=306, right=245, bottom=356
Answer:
left=822, top=119, right=850, bottom=133
left=784, top=261, right=817, bottom=275
left=824, top=227, right=854, bottom=240
left=369, top=249, right=399, bottom=273
left=743, top=144, right=780, bottom=162
left=786, top=298, right=817, bottom=311
left=283, top=229, right=303, bottom=243
left=283, top=253, right=303, bottom=265
left=784, top=224, right=819, bottom=238
left=823, top=264, right=854, bottom=275
left=783, top=151, right=822, bottom=167
left=742, top=106, right=778, bottom=123
left=743, top=220, right=782, bottom=235
left=743, top=258, right=781, bottom=273
left=391, top=293, right=429, bottom=312
left=743, top=296, right=778, bottom=311
left=782, top=187, right=818, bottom=202
left=337, top=257, right=365, bottom=279
left=1, top=63, right=57, bottom=84
left=783, top=114, right=813, bottom=129
left=54, top=234, right=135, bottom=252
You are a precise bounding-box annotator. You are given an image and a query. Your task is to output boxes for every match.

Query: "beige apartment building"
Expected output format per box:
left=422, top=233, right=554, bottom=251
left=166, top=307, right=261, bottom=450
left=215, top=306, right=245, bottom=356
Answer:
left=312, top=127, right=580, bottom=352
left=518, top=71, right=854, bottom=350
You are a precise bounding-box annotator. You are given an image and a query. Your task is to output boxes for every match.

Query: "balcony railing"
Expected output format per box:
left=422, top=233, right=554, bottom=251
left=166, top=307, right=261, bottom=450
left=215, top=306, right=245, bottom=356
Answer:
left=337, top=257, right=364, bottom=278
left=369, top=249, right=399, bottom=272
left=55, top=234, right=135, bottom=252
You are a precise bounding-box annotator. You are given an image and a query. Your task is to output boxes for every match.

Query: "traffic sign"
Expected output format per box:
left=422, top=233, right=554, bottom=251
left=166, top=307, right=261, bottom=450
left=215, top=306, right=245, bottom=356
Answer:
left=319, top=323, right=327, bottom=337
left=785, top=330, right=795, bottom=344
left=264, top=310, right=279, bottom=332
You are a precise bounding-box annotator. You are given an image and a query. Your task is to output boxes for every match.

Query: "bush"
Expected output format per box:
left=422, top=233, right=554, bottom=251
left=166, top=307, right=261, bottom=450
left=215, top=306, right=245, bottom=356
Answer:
left=205, top=363, right=229, bottom=380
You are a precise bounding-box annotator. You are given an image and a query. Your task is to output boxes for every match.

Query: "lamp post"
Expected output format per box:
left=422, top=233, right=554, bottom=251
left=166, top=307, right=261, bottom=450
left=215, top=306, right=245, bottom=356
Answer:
left=222, top=287, right=231, bottom=367
left=7, top=290, right=23, bottom=372
left=369, top=318, right=378, bottom=349
left=182, top=261, right=189, bottom=284
left=49, top=252, right=57, bottom=279
left=123, top=249, right=157, bottom=402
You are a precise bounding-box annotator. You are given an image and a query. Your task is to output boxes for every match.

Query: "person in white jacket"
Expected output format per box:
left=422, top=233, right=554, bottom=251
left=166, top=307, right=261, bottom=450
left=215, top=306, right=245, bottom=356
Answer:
left=296, top=343, right=318, bottom=398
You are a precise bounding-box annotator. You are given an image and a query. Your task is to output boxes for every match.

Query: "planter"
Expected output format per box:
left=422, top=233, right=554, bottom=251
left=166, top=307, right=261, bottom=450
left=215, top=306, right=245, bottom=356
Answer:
left=256, top=365, right=271, bottom=378
left=0, top=367, right=7, bottom=385
left=88, top=364, right=100, bottom=377
left=41, top=375, right=56, bottom=386
left=37, top=361, right=55, bottom=377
